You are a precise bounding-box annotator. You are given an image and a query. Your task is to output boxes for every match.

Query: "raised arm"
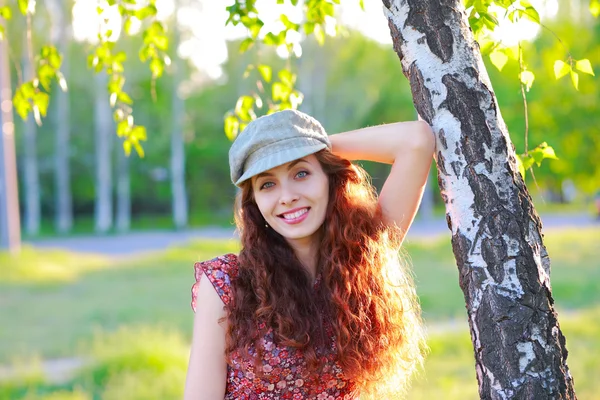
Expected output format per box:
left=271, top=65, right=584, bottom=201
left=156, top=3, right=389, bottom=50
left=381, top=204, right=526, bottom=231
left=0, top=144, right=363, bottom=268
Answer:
left=184, top=276, right=228, bottom=400
left=329, top=120, right=435, bottom=239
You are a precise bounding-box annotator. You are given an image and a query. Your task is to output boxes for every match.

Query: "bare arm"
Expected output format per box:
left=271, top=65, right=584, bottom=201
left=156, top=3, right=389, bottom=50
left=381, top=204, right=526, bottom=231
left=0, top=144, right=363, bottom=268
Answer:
left=329, top=120, right=435, bottom=239
left=184, top=276, right=228, bottom=400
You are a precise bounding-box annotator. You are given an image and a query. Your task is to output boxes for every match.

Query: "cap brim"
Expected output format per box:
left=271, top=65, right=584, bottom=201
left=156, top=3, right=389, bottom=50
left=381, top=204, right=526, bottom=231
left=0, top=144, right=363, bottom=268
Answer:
left=235, top=143, right=328, bottom=186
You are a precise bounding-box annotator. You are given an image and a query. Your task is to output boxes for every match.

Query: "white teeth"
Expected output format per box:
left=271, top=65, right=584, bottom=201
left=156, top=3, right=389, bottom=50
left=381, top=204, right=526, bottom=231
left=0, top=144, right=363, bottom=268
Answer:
left=282, top=208, right=308, bottom=220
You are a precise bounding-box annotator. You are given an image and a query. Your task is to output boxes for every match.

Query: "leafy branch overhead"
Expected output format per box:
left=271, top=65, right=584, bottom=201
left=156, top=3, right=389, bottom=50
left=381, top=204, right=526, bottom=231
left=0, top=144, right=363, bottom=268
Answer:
left=1, top=0, right=596, bottom=165
left=3, top=0, right=171, bottom=158
left=464, top=0, right=596, bottom=178
left=224, top=0, right=343, bottom=140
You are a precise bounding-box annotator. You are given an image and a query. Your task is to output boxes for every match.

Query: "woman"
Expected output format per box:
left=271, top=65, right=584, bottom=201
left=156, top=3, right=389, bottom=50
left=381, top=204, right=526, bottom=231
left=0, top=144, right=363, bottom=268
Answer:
left=185, top=109, right=435, bottom=399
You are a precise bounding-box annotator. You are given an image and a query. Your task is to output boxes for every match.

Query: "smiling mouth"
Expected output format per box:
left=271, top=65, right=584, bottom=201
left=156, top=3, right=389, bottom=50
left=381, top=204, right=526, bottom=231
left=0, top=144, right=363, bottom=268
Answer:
left=278, top=207, right=310, bottom=220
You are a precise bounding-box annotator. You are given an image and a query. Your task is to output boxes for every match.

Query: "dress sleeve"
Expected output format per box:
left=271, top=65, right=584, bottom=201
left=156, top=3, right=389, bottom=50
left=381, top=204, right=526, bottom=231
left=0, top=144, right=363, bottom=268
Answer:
left=191, top=253, right=239, bottom=312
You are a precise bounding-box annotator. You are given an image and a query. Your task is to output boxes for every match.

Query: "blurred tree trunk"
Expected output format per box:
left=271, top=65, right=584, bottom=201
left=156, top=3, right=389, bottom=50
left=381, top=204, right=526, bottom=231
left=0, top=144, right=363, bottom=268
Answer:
left=49, top=0, right=73, bottom=234
left=0, top=31, right=21, bottom=252
left=94, top=72, right=113, bottom=234
left=170, top=22, right=188, bottom=230
left=298, top=40, right=327, bottom=126
left=115, top=143, right=130, bottom=232
left=382, top=0, right=575, bottom=398
left=22, top=37, right=40, bottom=236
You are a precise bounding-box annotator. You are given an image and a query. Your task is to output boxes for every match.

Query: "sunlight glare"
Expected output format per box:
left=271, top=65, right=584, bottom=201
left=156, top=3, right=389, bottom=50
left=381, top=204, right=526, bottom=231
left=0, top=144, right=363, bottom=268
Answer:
left=72, top=0, right=122, bottom=44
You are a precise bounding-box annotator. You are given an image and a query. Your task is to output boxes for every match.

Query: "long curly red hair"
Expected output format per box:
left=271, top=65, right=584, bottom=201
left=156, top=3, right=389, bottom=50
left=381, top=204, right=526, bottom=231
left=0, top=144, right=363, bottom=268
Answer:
left=229, top=149, right=426, bottom=398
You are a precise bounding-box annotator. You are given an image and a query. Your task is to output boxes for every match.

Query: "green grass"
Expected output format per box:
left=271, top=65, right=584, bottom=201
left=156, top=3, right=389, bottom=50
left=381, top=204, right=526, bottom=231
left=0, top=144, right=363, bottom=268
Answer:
left=1, top=226, right=599, bottom=398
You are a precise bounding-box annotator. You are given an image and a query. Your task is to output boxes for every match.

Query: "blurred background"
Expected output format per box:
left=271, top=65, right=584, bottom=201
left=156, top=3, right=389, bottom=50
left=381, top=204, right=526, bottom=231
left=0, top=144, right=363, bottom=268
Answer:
left=0, top=0, right=599, bottom=398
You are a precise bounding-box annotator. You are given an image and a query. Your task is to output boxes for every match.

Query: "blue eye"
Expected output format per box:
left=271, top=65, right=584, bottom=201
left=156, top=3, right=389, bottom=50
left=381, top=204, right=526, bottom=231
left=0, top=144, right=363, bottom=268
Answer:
left=296, top=170, right=309, bottom=179
left=260, top=181, right=274, bottom=190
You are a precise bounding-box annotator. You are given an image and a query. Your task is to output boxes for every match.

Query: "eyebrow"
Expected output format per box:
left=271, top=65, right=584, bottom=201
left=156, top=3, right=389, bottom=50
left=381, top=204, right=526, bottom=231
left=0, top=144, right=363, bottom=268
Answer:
left=255, top=158, right=309, bottom=179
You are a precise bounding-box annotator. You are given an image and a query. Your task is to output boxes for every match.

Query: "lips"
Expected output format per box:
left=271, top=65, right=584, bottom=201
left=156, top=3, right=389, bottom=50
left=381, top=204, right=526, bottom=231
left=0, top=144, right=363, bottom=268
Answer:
left=277, top=207, right=310, bottom=224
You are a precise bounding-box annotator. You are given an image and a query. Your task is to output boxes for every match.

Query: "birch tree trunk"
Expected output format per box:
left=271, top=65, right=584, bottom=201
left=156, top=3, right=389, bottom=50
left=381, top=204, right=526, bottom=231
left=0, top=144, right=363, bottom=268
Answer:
left=382, top=0, right=576, bottom=398
left=170, top=23, right=188, bottom=230
left=49, top=0, right=73, bottom=234
left=115, top=144, right=130, bottom=232
left=94, top=72, right=113, bottom=233
left=0, top=34, right=21, bottom=252
left=22, top=38, right=40, bottom=236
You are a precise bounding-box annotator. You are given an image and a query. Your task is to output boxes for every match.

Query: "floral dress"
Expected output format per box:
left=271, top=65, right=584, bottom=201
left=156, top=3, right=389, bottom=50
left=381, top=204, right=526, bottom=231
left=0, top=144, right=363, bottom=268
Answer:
left=191, top=253, right=359, bottom=400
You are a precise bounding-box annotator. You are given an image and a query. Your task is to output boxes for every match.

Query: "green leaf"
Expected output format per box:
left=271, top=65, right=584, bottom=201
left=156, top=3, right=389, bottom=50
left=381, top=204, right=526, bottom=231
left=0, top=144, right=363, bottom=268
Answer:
left=280, top=14, right=299, bottom=31
left=133, top=140, right=145, bottom=158
left=135, top=5, right=157, bottom=20
left=489, top=50, right=508, bottom=71
left=13, top=86, right=31, bottom=120
left=117, top=120, right=130, bottom=137
left=150, top=57, right=164, bottom=78
left=591, top=0, right=600, bottom=17
left=37, top=64, right=54, bottom=91
left=249, top=20, right=264, bottom=39
left=0, top=6, right=12, bottom=19
left=33, top=91, right=49, bottom=117
left=235, top=95, right=256, bottom=121
left=304, top=22, right=315, bottom=35
left=519, top=2, right=540, bottom=23
left=263, top=32, right=282, bottom=46
left=123, top=139, right=132, bottom=156
left=257, top=65, right=272, bottom=83
left=515, top=154, right=526, bottom=179
left=224, top=114, right=240, bottom=141
left=314, top=24, right=325, bottom=45
left=130, top=125, right=147, bottom=141
left=18, top=0, right=28, bottom=15
left=575, top=59, right=594, bottom=76
left=570, top=70, right=579, bottom=90
left=278, top=69, right=295, bottom=87
left=118, top=92, right=133, bottom=104
left=272, top=82, right=291, bottom=102
left=530, top=142, right=558, bottom=166
left=519, top=70, right=535, bottom=91
left=239, top=38, right=254, bottom=53
left=553, top=60, right=570, bottom=79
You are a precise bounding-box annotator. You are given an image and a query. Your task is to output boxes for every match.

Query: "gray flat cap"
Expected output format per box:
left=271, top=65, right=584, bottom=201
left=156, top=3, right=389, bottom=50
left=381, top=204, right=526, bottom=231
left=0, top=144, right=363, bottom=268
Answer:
left=229, top=109, right=331, bottom=186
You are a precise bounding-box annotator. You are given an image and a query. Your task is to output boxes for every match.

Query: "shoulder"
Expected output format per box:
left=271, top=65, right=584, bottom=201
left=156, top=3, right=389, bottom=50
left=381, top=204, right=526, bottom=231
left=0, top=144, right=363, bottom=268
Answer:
left=191, top=253, right=239, bottom=311
left=194, top=253, right=240, bottom=281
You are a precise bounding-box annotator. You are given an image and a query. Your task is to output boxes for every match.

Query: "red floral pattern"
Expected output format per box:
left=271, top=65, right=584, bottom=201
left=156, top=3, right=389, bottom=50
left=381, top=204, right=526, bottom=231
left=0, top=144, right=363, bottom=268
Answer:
left=191, top=254, right=358, bottom=399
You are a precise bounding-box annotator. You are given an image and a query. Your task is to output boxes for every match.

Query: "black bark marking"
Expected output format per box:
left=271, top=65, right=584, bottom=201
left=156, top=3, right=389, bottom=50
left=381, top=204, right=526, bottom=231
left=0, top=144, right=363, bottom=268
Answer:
left=442, top=74, right=493, bottom=172
left=406, top=0, right=454, bottom=63
left=381, top=0, right=391, bottom=9
left=437, top=151, right=449, bottom=176
left=481, top=237, right=507, bottom=283
left=408, top=63, right=435, bottom=123
left=450, top=161, right=461, bottom=177
left=464, top=167, right=501, bottom=218
left=387, top=16, right=404, bottom=63
left=439, top=128, right=448, bottom=150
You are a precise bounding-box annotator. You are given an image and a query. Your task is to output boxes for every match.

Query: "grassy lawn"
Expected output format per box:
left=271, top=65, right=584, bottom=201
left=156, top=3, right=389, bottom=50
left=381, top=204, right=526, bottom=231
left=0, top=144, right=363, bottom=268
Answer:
left=0, top=226, right=598, bottom=399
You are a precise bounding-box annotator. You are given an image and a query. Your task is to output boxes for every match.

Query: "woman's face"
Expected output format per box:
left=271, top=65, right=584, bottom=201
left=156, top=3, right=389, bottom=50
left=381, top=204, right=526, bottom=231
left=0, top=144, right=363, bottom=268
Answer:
left=251, top=154, right=329, bottom=248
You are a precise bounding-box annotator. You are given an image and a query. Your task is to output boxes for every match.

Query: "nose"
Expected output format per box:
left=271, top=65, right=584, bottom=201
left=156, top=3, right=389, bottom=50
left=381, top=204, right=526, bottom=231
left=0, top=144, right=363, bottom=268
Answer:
left=279, top=183, right=299, bottom=205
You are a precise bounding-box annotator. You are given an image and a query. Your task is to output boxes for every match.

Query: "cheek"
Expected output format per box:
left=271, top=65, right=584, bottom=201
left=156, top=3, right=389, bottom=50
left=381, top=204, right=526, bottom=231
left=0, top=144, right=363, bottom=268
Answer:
left=254, top=195, right=275, bottom=218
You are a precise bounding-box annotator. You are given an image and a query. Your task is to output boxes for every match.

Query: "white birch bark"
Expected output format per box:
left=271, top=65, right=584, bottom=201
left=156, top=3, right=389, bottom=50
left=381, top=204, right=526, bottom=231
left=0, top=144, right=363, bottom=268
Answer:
left=48, top=0, right=73, bottom=234
left=115, top=143, right=130, bottom=232
left=171, top=20, right=188, bottom=230
left=94, top=72, right=113, bottom=233
left=22, top=37, right=40, bottom=236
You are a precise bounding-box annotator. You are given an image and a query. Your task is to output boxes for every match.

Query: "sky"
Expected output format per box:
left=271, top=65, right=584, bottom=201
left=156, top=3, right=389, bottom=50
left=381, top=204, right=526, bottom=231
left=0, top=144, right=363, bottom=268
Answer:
left=71, top=0, right=559, bottom=81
